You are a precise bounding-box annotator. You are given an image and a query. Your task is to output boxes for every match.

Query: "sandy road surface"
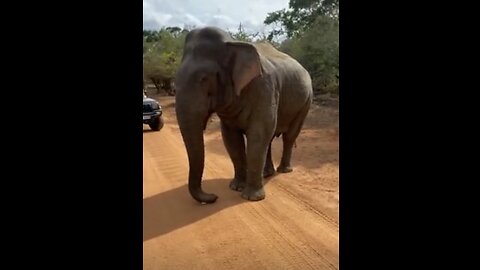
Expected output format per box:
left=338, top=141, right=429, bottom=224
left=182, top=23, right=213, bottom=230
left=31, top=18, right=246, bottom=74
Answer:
left=143, top=96, right=339, bottom=269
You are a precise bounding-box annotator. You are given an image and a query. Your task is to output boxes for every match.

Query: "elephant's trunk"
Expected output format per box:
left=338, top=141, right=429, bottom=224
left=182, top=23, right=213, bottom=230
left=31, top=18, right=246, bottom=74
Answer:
left=175, top=100, right=218, bottom=204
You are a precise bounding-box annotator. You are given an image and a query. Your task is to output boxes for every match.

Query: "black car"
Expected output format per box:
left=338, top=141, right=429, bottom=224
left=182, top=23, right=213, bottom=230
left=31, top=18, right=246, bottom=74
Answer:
left=143, top=91, right=164, bottom=131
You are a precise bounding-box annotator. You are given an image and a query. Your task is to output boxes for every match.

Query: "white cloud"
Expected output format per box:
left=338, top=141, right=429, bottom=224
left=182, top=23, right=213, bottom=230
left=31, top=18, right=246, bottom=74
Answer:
left=143, top=0, right=289, bottom=34
left=184, top=13, right=205, bottom=26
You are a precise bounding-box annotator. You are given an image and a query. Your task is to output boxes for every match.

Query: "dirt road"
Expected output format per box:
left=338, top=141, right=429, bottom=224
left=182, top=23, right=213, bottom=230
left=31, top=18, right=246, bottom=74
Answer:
left=143, top=96, right=339, bottom=269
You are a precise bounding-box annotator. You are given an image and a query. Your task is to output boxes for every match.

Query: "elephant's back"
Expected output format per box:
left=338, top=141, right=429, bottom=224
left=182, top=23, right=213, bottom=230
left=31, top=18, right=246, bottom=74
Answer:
left=253, top=42, right=292, bottom=60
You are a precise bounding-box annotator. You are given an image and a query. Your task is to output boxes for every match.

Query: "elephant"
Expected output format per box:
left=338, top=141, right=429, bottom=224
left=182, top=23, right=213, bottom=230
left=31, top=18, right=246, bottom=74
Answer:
left=174, top=27, right=313, bottom=203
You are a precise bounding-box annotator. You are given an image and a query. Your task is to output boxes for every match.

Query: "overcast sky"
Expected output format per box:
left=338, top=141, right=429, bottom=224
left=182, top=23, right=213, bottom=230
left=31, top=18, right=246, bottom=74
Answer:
left=143, top=0, right=289, bottom=34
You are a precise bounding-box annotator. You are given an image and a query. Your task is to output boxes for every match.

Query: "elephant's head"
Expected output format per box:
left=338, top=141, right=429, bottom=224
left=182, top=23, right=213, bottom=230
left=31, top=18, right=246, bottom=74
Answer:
left=174, top=27, right=263, bottom=203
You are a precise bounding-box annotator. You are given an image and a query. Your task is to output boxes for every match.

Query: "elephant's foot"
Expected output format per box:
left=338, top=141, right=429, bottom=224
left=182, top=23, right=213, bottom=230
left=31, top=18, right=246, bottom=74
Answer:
left=241, top=186, right=265, bottom=201
left=196, top=193, right=218, bottom=204
left=189, top=188, right=218, bottom=204
left=277, top=165, right=293, bottom=173
left=263, top=167, right=276, bottom=178
left=229, top=178, right=246, bottom=192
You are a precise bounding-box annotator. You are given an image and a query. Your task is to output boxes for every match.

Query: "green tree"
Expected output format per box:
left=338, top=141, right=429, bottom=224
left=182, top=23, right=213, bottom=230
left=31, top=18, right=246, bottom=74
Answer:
left=143, top=30, right=161, bottom=42
left=228, top=23, right=280, bottom=47
left=143, top=28, right=189, bottom=95
left=263, top=0, right=339, bottom=95
left=264, top=0, right=338, bottom=39
left=228, top=23, right=256, bottom=42
left=280, top=16, right=339, bottom=94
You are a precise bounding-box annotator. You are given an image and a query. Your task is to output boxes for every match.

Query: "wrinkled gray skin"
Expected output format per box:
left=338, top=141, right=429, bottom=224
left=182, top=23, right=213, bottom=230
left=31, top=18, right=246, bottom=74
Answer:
left=175, top=27, right=312, bottom=203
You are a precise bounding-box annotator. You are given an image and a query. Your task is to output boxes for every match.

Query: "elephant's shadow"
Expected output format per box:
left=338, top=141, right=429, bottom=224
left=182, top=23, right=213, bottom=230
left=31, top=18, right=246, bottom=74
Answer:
left=143, top=177, right=276, bottom=242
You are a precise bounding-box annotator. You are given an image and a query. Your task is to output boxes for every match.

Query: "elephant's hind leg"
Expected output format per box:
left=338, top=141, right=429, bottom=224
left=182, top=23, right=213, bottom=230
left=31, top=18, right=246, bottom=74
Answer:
left=263, top=141, right=276, bottom=178
left=277, top=102, right=310, bottom=173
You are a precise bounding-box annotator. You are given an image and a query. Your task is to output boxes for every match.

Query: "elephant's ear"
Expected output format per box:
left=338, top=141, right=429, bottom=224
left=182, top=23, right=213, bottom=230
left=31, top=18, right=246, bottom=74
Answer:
left=225, top=42, right=262, bottom=96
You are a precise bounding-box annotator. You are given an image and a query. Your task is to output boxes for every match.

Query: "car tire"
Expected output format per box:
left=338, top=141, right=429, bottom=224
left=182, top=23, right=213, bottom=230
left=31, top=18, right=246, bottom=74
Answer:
left=149, top=116, right=164, bottom=131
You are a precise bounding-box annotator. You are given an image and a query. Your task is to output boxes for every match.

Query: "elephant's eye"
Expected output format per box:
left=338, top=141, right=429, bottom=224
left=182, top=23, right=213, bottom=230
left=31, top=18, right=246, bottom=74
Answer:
left=198, top=73, right=208, bottom=84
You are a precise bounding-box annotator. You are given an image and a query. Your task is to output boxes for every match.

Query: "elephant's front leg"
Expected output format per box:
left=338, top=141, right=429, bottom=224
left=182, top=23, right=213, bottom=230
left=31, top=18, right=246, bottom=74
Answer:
left=221, top=121, right=247, bottom=191
left=242, top=129, right=273, bottom=201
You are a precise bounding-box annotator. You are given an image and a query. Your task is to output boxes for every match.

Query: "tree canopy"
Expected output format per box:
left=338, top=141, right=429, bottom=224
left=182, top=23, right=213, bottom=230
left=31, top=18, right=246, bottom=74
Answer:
left=265, top=0, right=339, bottom=94
left=143, top=28, right=188, bottom=94
left=264, top=0, right=338, bottom=39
